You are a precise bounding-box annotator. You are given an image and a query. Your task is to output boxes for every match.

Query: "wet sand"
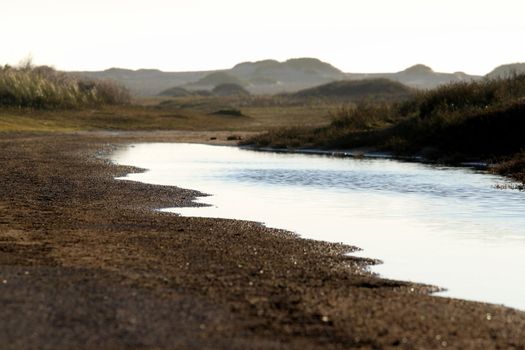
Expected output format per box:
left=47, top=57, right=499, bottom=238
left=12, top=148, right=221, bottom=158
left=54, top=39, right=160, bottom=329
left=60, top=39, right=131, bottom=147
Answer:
left=0, top=131, right=524, bottom=349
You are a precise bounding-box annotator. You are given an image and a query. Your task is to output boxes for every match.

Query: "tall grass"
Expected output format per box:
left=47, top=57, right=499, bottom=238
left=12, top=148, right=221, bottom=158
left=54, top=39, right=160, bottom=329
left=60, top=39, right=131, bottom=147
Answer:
left=0, top=64, right=130, bottom=109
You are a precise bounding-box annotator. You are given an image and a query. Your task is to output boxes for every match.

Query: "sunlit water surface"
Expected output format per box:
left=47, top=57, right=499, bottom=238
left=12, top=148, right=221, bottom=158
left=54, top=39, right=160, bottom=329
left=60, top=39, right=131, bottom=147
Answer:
left=112, top=143, right=525, bottom=310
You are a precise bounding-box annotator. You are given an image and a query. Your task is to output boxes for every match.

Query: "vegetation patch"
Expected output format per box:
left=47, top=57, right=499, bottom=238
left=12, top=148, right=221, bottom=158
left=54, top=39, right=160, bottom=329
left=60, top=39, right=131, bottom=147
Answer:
left=211, top=108, right=246, bottom=117
left=0, top=63, right=130, bottom=109
left=244, top=75, right=525, bottom=183
left=289, top=78, right=414, bottom=101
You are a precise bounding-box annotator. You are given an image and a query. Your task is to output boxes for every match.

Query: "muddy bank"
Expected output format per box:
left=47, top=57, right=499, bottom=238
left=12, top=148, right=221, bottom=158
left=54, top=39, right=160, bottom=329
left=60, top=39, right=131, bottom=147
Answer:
left=0, top=131, right=524, bottom=349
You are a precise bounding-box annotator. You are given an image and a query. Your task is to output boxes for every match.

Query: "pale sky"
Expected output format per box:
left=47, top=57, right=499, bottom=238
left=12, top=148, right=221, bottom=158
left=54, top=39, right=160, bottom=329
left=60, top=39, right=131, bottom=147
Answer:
left=1, top=0, right=524, bottom=75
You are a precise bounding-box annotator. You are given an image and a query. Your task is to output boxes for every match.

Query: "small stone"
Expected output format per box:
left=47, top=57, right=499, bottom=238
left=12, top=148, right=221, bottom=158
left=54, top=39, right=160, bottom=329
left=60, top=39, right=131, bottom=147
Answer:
left=2, top=280, right=7, bottom=284
left=486, top=313, right=492, bottom=321
left=321, top=316, right=329, bottom=322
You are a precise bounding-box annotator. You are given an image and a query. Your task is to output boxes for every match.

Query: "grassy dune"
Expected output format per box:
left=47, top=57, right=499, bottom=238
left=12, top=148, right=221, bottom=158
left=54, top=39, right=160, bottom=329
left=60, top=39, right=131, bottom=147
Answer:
left=0, top=64, right=130, bottom=109
left=245, top=75, right=525, bottom=184
left=287, top=78, right=414, bottom=101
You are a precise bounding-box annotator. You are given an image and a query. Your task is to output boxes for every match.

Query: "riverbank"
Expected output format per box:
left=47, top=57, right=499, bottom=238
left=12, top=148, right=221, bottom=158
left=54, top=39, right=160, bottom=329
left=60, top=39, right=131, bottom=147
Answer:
left=240, top=145, right=493, bottom=169
left=243, top=137, right=525, bottom=190
left=1, top=131, right=524, bottom=349
left=243, top=76, right=525, bottom=187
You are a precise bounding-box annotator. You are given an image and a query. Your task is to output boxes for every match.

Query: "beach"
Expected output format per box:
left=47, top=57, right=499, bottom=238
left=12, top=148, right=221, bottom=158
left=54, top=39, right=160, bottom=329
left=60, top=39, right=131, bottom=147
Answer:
left=1, top=131, right=524, bottom=349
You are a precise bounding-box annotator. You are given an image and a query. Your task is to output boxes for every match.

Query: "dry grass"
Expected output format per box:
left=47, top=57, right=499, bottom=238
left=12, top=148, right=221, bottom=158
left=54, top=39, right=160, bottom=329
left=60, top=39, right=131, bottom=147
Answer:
left=493, top=151, right=525, bottom=186
left=0, top=106, right=246, bottom=133
left=0, top=63, right=130, bottom=109
left=148, top=95, right=341, bottom=129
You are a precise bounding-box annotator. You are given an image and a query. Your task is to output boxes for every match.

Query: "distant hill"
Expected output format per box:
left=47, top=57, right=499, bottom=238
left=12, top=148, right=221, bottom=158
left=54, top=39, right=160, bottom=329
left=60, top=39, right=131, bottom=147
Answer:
left=158, top=87, right=214, bottom=97
left=158, top=83, right=249, bottom=97
left=158, top=86, right=194, bottom=97
left=75, top=58, right=348, bottom=96
left=486, top=63, right=525, bottom=79
left=212, top=83, right=250, bottom=97
left=230, top=58, right=345, bottom=94
left=183, top=72, right=246, bottom=90
left=232, top=58, right=343, bottom=79
left=347, top=64, right=481, bottom=90
left=73, top=59, right=515, bottom=97
left=290, top=78, right=414, bottom=101
left=73, top=68, right=210, bottom=96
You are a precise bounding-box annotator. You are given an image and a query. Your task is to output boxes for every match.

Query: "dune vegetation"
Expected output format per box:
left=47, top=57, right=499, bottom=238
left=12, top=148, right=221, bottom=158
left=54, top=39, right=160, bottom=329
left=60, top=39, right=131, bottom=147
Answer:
left=286, top=78, right=414, bottom=102
left=244, top=75, right=525, bottom=184
left=0, top=62, right=130, bottom=109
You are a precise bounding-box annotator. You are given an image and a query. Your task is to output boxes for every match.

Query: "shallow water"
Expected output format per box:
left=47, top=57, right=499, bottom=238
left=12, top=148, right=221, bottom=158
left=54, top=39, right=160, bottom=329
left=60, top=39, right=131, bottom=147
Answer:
left=112, top=143, right=525, bottom=310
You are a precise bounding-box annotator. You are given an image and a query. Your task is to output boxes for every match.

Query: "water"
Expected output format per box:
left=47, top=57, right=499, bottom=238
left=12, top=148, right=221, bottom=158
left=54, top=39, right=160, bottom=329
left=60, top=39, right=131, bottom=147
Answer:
left=112, top=143, right=525, bottom=310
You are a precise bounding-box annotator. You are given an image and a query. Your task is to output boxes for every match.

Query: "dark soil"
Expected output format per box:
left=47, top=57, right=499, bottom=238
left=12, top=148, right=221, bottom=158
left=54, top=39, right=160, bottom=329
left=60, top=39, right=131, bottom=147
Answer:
left=1, top=131, right=524, bottom=349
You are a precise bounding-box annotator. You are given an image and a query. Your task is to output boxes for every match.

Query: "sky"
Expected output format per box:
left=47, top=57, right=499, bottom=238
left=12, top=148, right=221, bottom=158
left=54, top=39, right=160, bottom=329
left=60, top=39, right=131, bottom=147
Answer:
left=1, top=0, right=524, bottom=75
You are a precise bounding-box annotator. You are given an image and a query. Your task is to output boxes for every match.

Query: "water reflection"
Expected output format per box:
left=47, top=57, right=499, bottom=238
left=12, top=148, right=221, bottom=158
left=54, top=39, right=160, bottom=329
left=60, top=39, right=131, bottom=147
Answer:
left=112, top=143, right=525, bottom=310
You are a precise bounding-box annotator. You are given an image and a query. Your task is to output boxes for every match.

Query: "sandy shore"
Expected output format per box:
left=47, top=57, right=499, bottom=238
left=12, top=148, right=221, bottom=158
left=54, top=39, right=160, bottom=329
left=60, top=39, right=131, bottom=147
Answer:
left=1, top=131, right=524, bottom=349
